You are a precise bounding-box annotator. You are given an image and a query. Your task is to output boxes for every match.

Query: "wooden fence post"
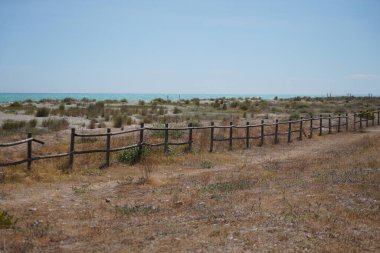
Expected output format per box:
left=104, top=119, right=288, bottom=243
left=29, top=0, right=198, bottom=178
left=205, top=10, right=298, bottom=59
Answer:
left=359, top=112, right=363, bottom=129
left=27, top=133, right=32, bottom=170
left=372, top=112, right=375, bottom=126
left=260, top=120, right=264, bottom=146
left=287, top=121, right=292, bottom=143
left=164, top=123, right=169, bottom=154
left=245, top=122, right=250, bottom=148
left=346, top=113, right=349, bottom=132
left=274, top=119, right=279, bottom=143
left=319, top=115, right=323, bottom=136
left=309, top=117, right=313, bottom=138
left=69, top=128, right=75, bottom=168
left=209, top=122, right=214, bottom=152
left=353, top=113, right=356, bottom=131
left=366, top=110, right=369, bottom=127
left=105, top=128, right=111, bottom=167
left=299, top=117, right=303, bottom=140
left=338, top=114, right=341, bottom=132
left=378, top=111, right=380, bottom=125
left=229, top=122, right=233, bottom=150
left=188, top=123, right=193, bottom=151
left=328, top=114, right=332, bottom=134
left=139, top=123, right=144, bottom=153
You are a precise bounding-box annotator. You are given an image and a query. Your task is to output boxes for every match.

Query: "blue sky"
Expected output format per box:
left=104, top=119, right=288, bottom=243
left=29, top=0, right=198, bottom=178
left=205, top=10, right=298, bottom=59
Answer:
left=0, top=0, right=379, bottom=95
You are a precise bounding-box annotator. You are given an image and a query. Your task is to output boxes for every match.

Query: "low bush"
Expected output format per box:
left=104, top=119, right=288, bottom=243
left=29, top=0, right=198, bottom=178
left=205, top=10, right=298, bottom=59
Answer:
left=36, top=107, right=50, bottom=117
left=150, top=124, right=184, bottom=139
left=42, top=118, right=69, bottom=131
left=0, top=210, right=16, bottom=229
left=1, top=120, right=26, bottom=130
left=173, top=107, right=182, bottom=114
left=1, top=119, right=37, bottom=131
left=115, top=204, right=159, bottom=215
left=118, top=146, right=147, bottom=165
left=113, top=115, right=124, bottom=128
left=290, top=112, right=300, bottom=120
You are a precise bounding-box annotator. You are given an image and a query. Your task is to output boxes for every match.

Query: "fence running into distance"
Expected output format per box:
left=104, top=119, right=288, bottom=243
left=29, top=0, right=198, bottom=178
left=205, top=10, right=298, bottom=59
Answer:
left=1, top=110, right=379, bottom=169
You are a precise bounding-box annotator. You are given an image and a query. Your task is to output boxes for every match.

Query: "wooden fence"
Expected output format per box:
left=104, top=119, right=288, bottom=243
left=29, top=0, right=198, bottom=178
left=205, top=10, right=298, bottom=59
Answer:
left=1, top=110, right=379, bottom=169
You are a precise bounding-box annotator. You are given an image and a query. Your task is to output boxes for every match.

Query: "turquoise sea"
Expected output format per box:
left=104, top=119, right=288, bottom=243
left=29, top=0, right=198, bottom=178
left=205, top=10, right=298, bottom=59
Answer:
left=0, top=93, right=314, bottom=103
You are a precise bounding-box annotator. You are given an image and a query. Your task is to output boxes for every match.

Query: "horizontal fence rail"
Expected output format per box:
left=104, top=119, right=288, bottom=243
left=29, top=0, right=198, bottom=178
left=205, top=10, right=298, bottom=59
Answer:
left=0, top=110, right=379, bottom=169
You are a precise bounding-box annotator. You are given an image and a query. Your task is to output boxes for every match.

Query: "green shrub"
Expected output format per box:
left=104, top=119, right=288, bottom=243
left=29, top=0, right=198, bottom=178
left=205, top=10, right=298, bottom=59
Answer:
left=88, top=119, right=96, bottom=129
left=290, top=112, right=300, bottom=120
left=1, top=120, right=26, bottom=130
left=42, top=118, right=69, bottom=131
left=113, top=115, right=124, bottom=128
left=0, top=210, right=16, bottom=229
left=36, top=107, right=50, bottom=117
left=150, top=124, right=184, bottom=139
left=28, top=119, right=38, bottom=128
left=118, top=147, right=146, bottom=165
left=173, top=107, right=182, bottom=114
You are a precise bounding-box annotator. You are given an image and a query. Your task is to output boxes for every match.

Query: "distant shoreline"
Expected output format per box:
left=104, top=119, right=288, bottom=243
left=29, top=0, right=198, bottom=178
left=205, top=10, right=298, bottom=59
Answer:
left=0, top=92, right=359, bottom=103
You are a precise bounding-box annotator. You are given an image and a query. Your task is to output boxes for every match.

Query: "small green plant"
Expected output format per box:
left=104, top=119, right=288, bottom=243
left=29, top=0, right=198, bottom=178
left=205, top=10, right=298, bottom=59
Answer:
left=115, top=204, right=159, bottom=215
left=35, top=107, right=50, bottom=117
left=118, top=147, right=146, bottom=165
left=71, top=183, right=91, bottom=194
left=200, top=160, right=212, bottom=169
left=0, top=210, right=16, bottom=229
left=290, top=112, right=300, bottom=120
left=173, top=107, right=182, bottom=114
left=28, top=220, right=50, bottom=238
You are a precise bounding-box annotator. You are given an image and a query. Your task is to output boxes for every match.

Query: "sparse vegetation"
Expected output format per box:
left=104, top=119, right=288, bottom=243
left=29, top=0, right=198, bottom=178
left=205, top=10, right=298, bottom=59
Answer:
left=118, top=147, right=146, bottom=165
left=0, top=210, right=16, bottom=229
left=1, top=96, right=380, bottom=252
left=35, top=107, right=50, bottom=117
left=41, top=118, right=69, bottom=131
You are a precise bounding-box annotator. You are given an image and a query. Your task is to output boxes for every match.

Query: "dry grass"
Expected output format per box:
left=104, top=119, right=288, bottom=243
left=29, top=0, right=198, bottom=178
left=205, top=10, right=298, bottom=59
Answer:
left=0, top=128, right=379, bottom=252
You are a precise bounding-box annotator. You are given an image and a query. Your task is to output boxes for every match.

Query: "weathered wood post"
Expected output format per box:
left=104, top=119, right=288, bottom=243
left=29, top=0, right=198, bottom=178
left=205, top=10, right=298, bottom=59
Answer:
left=260, top=120, right=264, bottom=146
left=378, top=111, right=380, bottom=125
left=274, top=119, right=279, bottom=143
left=338, top=114, right=341, bottom=132
left=105, top=128, right=111, bottom=167
left=209, top=122, right=214, bottom=152
left=359, top=112, right=363, bottom=129
left=69, top=128, right=75, bottom=168
left=353, top=113, right=357, bottom=131
left=319, top=115, right=323, bottom=136
left=27, top=133, right=32, bottom=170
left=245, top=122, right=250, bottom=148
left=299, top=117, right=303, bottom=140
left=309, top=117, right=313, bottom=138
left=287, top=121, right=292, bottom=143
left=164, top=123, right=169, bottom=154
left=346, top=113, right=349, bottom=132
left=328, top=114, right=332, bottom=134
left=372, top=112, right=375, bottom=126
left=366, top=110, right=369, bottom=127
left=229, top=122, right=233, bottom=150
left=139, top=123, right=144, bottom=153
left=188, top=123, right=193, bottom=151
